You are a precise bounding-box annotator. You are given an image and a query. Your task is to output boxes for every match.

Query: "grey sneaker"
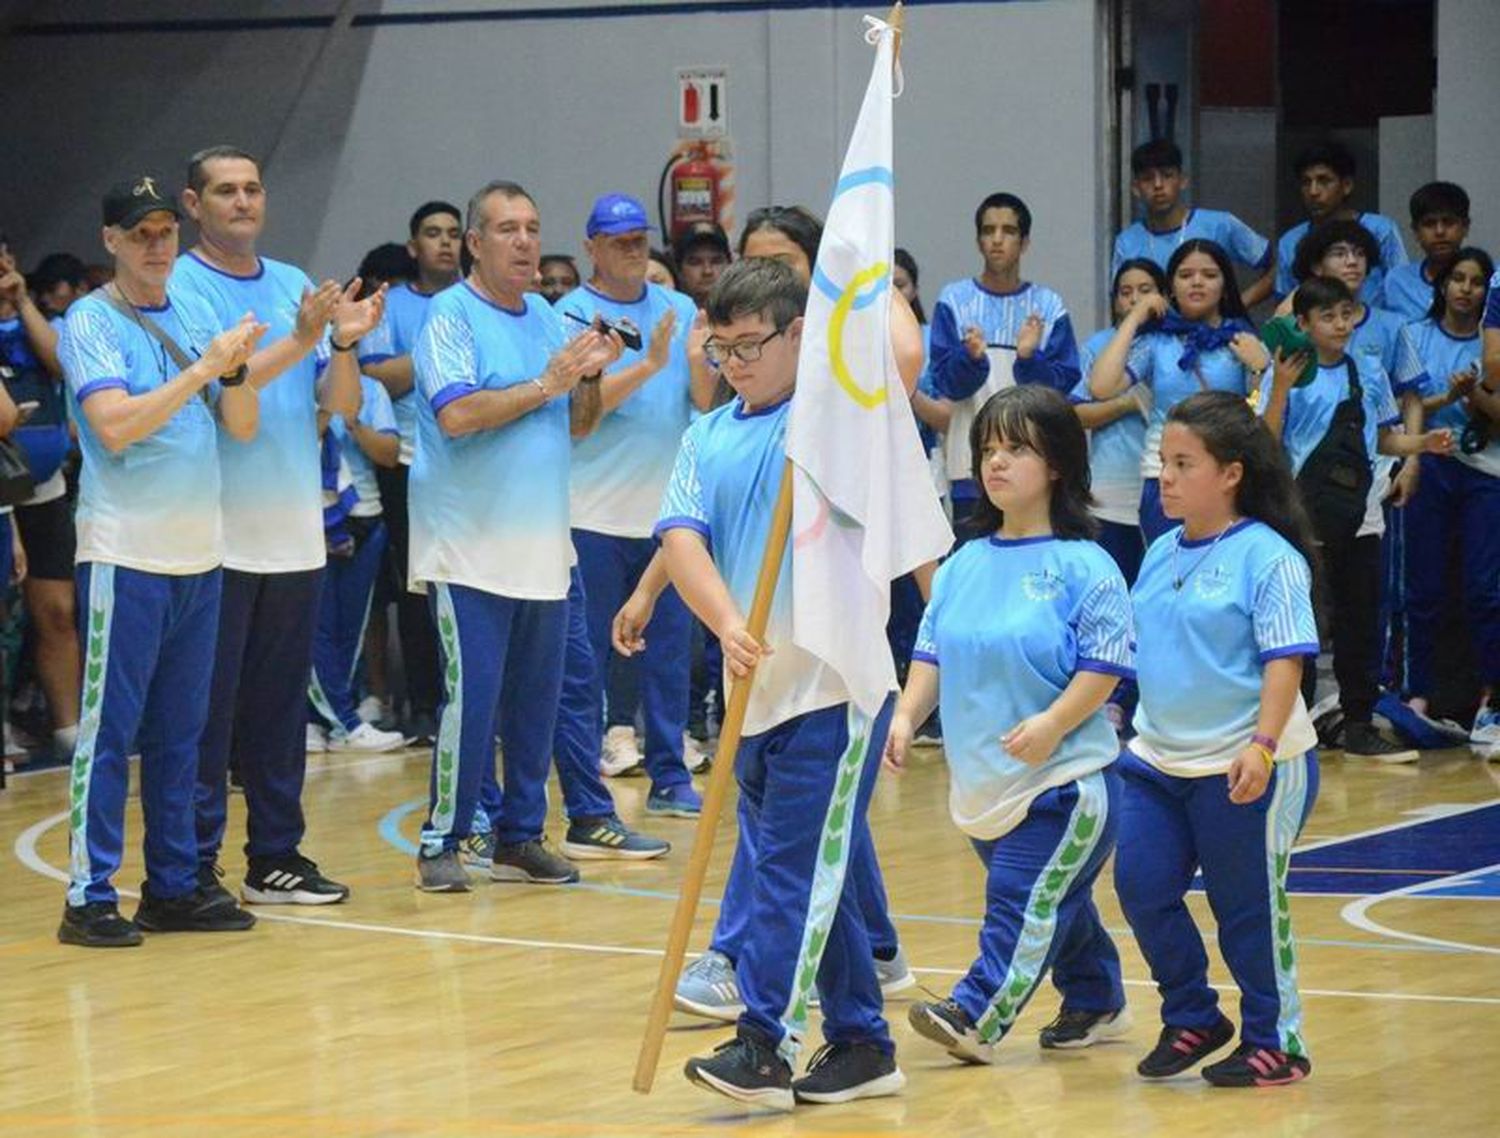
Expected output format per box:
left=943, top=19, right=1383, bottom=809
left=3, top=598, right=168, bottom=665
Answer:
left=562, top=815, right=670, bottom=861
left=674, top=949, right=744, bottom=1021
left=415, top=849, right=471, bottom=893
left=875, top=946, right=916, bottom=996
left=490, top=837, right=580, bottom=884
left=460, top=829, right=496, bottom=870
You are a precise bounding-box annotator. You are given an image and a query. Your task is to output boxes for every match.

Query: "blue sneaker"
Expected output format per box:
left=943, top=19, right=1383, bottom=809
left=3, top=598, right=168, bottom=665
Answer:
left=1375, top=692, right=1468, bottom=750
left=647, top=782, right=703, bottom=818
left=674, top=949, right=744, bottom=1021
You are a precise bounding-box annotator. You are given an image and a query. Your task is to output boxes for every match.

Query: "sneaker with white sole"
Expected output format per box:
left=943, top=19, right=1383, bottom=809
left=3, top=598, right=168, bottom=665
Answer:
left=328, top=721, right=407, bottom=753
left=242, top=854, right=350, bottom=905
left=416, top=849, right=471, bottom=893
left=792, top=1041, right=905, bottom=1105
left=1039, top=1006, right=1134, bottom=1049
left=305, top=723, right=328, bottom=753
left=875, top=946, right=916, bottom=996
left=490, top=837, right=579, bottom=884
left=683, top=733, right=712, bottom=774
left=684, top=1029, right=793, bottom=1112
left=908, top=998, right=994, bottom=1065
left=675, top=949, right=744, bottom=1021
left=1342, top=721, right=1419, bottom=764
left=600, top=724, right=645, bottom=777
left=1470, top=707, right=1500, bottom=758
left=460, top=829, right=496, bottom=870
left=562, top=815, right=670, bottom=860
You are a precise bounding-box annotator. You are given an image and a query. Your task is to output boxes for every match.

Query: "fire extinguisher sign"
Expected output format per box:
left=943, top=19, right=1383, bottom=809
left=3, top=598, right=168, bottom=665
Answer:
left=677, top=68, right=728, bottom=139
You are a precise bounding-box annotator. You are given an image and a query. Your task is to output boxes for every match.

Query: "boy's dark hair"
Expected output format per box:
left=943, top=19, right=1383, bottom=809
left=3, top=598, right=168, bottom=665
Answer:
left=894, top=247, right=926, bottom=324
left=30, top=252, right=88, bottom=292
left=1130, top=138, right=1184, bottom=176
left=1168, top=391, right=1318, bottom=570
left=648, top=247, right=679, bottom=289
left=356, top=243, right=416, bottom=295
left=705, top=256, right=807, bottom=331
left=1292, top=274, right=1354, bottom=318
left=1428, top=246, right=1494, bottom=322
left=539, top=253, right=578, bottom=274
left=1293, top=139, right=1356, bottom=181
left=1291, top=218, right=1381, bottom=284
left=974, top=192, right=1032, bottom=239
left=186, top=145, right=259, bottom=193
left=408, top=200, right=462, bottom=238
left=1165, top=239, right=1252, bottom=324
left=739, top=205, right=823, bottom=270
left=965, top=385, right=1097, bottom=541
left=1408, top=181, right=1470, bottom=226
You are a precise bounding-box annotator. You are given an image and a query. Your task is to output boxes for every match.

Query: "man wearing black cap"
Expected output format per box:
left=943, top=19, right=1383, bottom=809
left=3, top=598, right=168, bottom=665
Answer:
left=56, top=176, right=266, bottom=946
left=673, top=221, right=731, bottom=310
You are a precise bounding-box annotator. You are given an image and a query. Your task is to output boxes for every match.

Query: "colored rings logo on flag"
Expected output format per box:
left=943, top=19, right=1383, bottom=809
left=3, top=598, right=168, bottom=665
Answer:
left=812, top=165, right=894, bottom=411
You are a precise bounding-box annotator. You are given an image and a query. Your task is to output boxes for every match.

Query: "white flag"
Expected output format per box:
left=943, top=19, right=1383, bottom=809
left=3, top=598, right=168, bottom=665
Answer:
left=785, top=14, right=953, bottom=718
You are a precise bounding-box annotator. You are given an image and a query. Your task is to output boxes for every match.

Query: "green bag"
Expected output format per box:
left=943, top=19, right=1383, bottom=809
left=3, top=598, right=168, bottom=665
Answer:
left=1260, top=316, right=1319, bottom=388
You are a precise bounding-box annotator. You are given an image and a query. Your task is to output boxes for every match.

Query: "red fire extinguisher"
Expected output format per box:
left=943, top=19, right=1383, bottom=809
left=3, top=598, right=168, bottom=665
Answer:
left=659, top=140, right=735, bottom=242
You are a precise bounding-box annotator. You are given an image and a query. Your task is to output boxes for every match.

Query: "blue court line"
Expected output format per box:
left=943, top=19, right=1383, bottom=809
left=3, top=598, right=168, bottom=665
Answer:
left=375, top=798, right=1465, bottom=954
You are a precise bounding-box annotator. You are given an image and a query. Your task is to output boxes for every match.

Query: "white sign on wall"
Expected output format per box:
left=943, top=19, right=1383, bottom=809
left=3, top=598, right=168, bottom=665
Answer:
left=677, top=68, right=728, bottom=139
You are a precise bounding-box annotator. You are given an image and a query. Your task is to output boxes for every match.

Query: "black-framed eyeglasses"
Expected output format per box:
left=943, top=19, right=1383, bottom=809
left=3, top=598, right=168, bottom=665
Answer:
left=703, top=327, right=784, bottom=366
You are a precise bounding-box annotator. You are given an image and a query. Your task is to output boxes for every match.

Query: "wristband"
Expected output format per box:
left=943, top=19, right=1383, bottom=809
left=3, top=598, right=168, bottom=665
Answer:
left=330, top=338, right=357, bottom=353
left=1251, top=732, right=1278, bottom=755
left=530, top=376, right=551, bottom=400
left=1249, top=743, right=1275, bottom=773
left=219, top=364, right=249, bottom=388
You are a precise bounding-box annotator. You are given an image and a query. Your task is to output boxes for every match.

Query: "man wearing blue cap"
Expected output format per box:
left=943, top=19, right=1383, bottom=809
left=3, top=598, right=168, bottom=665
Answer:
left=551, top=194, right=714, bottom=826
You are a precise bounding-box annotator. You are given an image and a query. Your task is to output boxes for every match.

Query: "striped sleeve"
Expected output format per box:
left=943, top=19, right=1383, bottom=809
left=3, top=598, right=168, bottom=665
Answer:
left=654, top=427, right=710, bottom=541
left=60, top=305, right=129, bottom=402
left=1252, top=553, right=1319, bottom=661
left=414, top=308, right=478, bottom=413
left=1387, top=321, right=1428, bottom=396
left=1075, top=571, right=1135, bottom=678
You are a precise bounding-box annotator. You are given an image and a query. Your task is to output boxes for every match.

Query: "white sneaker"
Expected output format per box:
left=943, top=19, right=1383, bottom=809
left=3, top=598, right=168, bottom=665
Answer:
left=1471, top=708, right=1500, bottom=759
left=600, top=724, right=644, bottom=777
left=357, top=695, right=389, bottom=725
left=306, top=724, right=328, bottom=753
left=683, top=732, right=712, bottom=774
left=328, top=722, right=407, bottom=753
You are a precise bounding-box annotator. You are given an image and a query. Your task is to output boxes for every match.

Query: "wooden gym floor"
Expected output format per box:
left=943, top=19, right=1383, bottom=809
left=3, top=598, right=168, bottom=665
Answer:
left=3, top=741, right=1498, bottom=1137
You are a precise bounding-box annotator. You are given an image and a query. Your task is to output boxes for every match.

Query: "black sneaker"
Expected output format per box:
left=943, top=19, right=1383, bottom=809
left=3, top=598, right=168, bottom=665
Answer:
left=907, top=999, right=994, bottom=1065
left=1136, top=1015, right=1235, bottom=1078
left=197, top=860, right=237, bottom=907
left=490, top=837, right=580, bottom=884
left=1039, top=1006, right=1134, bottom=1050
left=242, top=854, right=350, bottom=905
left=1201, top=1042, right=1311, bottom=1087
left=58, top=901, right=143, bottom=948
left=406, top=710, right=438, bottom=747
left=1341, top=721, right=1419, bottom=764
left=791, top=1042, right=906, bottom=1104
left=562, top=815, right=670, bottom=861
left=684, top=1030, right=793, bottom=1112
left=134, top=882, right=256, bottom=932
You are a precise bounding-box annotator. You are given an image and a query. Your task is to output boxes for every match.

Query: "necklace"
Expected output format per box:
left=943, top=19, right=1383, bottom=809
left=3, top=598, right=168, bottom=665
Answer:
left=1172, top=520, right=1237, bottom=591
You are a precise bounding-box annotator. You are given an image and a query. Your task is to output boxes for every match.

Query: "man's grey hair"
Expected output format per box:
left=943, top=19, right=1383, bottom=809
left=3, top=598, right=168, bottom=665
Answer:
left=705, top=257, right=808, bottom=330
left=465, top=180, right=535, bottom=235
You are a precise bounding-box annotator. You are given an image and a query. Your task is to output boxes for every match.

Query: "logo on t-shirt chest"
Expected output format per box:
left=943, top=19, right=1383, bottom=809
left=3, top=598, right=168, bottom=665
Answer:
left=1193, top=564, right=1233, bottom=601
left=1021, top=569, right=1065, bottom=603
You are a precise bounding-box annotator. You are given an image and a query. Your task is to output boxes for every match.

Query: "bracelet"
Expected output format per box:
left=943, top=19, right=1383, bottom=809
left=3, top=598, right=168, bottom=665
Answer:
left=330, top=338, right=357, bottom=353
left=219, top=364, right=249, bottom=388
left=530, top=376, right=551, bottom=400
left=1248, top=743, right=1275, bottom=773
left=1251, top=732, right=1278, bottom=754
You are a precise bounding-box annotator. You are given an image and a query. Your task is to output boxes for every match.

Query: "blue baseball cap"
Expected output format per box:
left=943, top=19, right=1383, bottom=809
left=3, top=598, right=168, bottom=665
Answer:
left=586, top=193, right=654, bottom=238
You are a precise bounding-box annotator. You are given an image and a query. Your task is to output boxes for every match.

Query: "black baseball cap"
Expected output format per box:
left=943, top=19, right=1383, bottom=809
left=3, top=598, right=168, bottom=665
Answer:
left=102, top=176, right=181, bottom=229
left=672, top=221, right=731, bottom=263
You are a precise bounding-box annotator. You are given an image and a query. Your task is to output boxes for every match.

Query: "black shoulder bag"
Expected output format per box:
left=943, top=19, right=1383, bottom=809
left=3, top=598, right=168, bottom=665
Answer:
left=1295, top=358, right=1371, bottom=544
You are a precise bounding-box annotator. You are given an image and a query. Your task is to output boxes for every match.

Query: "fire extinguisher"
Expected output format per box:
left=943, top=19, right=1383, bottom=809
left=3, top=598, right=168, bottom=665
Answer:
left=658, top=140, right=735, bottom=242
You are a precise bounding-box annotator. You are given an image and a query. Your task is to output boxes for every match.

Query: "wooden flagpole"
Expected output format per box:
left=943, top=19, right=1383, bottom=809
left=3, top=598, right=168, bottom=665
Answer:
left=631, top=2, right=905, bottom=1095
left=632, top=458, right=795, bottom=1094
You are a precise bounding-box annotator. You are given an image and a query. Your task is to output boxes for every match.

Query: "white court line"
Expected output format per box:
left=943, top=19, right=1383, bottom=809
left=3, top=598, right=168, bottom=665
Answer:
left=1293, top=796, right=1500, bottom=854
left=17, top=810, right=1500, bottom=1009
left=1341, top=863, right=1500, bottom=957
left=3, top=748, right=415, bottom=781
